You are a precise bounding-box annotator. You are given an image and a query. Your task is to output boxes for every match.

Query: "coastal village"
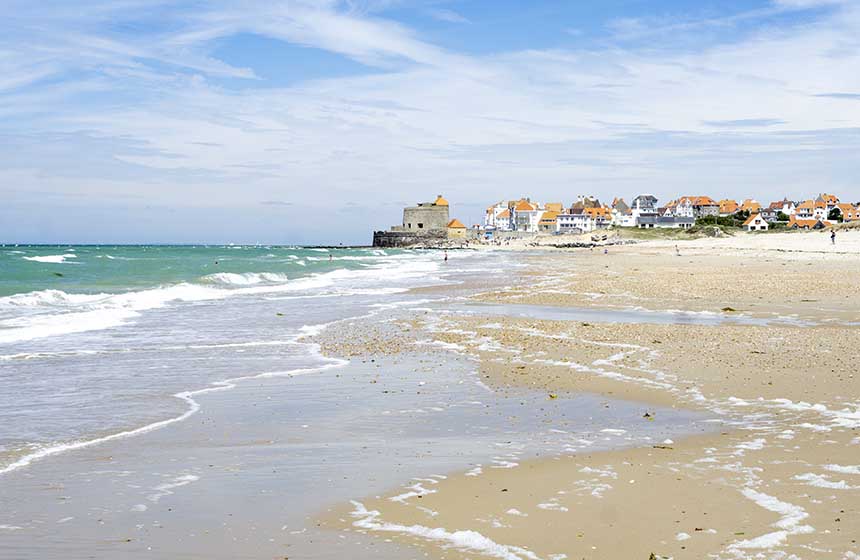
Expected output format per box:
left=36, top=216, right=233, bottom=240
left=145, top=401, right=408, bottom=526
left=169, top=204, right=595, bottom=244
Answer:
left=373, top=192, right=859, bottom=246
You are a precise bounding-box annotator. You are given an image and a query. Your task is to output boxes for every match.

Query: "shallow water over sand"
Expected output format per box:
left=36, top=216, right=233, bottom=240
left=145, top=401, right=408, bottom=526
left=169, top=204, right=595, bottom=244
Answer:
left=0, top=350, right=711, bottom=559
left=449, top=302, right=811, bottom=326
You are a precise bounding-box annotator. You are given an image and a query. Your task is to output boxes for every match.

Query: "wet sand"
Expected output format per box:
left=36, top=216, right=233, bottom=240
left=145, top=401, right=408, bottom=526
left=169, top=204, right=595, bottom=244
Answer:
left=0, top=312, right=704, bottom=559
left=324, top=231, right=860, bottom=560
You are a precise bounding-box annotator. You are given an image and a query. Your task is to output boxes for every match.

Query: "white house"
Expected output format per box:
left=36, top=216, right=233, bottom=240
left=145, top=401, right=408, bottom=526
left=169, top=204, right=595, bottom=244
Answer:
left=559, top=207, right=612, bottom=233
left=816, top=193, right=839, bottom=215
left=513, top=200, right=542, bottom=232
left=557, top=214, right=580, bottom=233
left=794, top=200, right=815, bottom=219
left=663, top=198, right=695, bottom=218
left=768, top=198, right=796, bottom=216
left=494, top=209, right=513, bottom=231
left=743, top=213, right=769, bottom=231
left=631, top=194, right=659, bottom=227
left=484, top=201, right=509, bottom=229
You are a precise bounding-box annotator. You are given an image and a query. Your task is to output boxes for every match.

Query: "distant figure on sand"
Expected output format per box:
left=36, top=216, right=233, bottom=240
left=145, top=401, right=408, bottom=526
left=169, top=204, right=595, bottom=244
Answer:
left=831, top=230, right=836, bottom=245
left=444, top=251, right=448, bottom=262
left=675, top=244, right=681, bottom=256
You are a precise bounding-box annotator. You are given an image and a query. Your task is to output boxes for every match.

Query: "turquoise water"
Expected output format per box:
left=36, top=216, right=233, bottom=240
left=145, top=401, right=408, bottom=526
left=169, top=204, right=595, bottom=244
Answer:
left=0, top=244, right=464, bottom=474
left=0, top=245, right=398, bottom=297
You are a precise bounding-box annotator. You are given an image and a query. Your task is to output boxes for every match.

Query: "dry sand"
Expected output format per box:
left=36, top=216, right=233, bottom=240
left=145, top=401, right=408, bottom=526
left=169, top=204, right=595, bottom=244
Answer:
left=321, top=230, right=860, bottom=560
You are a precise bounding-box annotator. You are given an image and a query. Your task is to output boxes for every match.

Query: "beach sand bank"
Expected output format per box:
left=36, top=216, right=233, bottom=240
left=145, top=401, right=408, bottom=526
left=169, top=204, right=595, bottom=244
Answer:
left=323, top=231, right=860, bottom=560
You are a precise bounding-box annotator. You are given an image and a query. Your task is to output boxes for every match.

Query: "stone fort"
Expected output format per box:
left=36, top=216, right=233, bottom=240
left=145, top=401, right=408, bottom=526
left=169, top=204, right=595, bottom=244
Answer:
left=373, top=195, right=451, bottom=247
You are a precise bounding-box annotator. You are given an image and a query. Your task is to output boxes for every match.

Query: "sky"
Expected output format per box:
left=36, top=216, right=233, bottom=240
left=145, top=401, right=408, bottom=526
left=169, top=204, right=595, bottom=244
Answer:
left=1, top=0, right=859, bottom=244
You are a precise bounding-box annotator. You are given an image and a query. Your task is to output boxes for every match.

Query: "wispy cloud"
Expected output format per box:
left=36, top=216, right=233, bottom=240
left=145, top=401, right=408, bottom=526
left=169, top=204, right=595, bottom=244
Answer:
left=2, top=0, right=860, bottom=242
left=703, top=118, right=787, bottom=128
left=814, top=92, right=860, bottom=100
left=428, top=8, right=469, bottom=24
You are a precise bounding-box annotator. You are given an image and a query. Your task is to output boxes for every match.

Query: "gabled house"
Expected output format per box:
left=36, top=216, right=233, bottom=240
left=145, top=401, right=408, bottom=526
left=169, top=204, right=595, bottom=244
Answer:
left=681, top=196, right=719, bottom=217
left=813, top=200, right=828, bottom=220
left=663, top=198, right=695, bottom=218
left=513, top=199, right=542, bottom=232
left=788, top=216, right=830, bottom=230
left=760, top=207, right=779, bottom=222
left=743, top=213, right=769, bottom=231
left=494, top=209, right=513, bottom=231
left=447, top=219, right=467, bottom=239
left=768, top=198, right=796, bottom=216
left=836, top=203, right=859, bottom=222
left=741, top=199, right=762, bottom=213
left=719, top=199, right=739, bottom=216
left=816, top=193, right=839, bottom=214
left=610, top=198, right=635, bottom=227
left=568, top=195, right=602, bottom=214
left=484, top=201, right=510, bottom=229
left=611, top=198, right=630, bottom=214
left=795, top=200, right=815, bottom=219
left=538, top=211, right=559, bottom=233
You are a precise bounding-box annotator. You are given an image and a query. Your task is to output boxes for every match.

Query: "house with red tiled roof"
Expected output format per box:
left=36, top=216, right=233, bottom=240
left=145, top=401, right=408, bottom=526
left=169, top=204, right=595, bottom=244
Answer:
left=813, top=200, right=828, bottom=220
left=768, top=198, right=796, bottom=216
left=719, top=199, right=739, bottom=216
left=538, top=211, right=560, bottom=233
left=685, top=196, right=720, bottom=217
left=447, top=218, right=467, bottom=239
left=795, top=200, right=815, bottom=219
left=663, top=198, right=694, bottom=218
left=567, top=195, right=602, bottom=214
left=513, top=199, right=542, bottom=232
left=816, top=193, right=839, bottom=214
left=835, top=203, right=859, bottom=222
left=788, top=216, right=830, bottom=230
left=740, top=199, right=762, bottom=213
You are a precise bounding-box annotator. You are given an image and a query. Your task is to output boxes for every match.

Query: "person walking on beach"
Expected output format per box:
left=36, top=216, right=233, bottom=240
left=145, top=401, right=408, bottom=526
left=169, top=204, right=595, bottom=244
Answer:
left=831, top=229, right=836, bottom=245
left=444, top=250, right=448, bottom=263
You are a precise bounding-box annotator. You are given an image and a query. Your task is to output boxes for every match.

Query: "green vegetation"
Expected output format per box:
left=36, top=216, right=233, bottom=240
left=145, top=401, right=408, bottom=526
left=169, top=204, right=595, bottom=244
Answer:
left=828, top=207, right=843, bottom=222
left=695, top=211, right=749, bottom=228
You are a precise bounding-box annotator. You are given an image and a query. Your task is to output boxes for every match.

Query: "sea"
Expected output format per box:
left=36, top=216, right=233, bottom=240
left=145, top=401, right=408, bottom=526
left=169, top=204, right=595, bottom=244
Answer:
left=0, top=245, right=469, bottom=475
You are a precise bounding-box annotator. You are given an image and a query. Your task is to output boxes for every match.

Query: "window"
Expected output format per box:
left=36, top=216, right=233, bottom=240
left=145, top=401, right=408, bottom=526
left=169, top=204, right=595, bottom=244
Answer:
left=418, top=223, right=424, bottom=229
left=408, top=223, right=412, bottom=229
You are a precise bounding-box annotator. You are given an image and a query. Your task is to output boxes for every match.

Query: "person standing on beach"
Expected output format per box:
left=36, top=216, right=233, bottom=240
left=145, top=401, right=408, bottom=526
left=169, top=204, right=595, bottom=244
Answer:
left=831, top=230, right=836, bottom=245
left=444, top=250, right=448, bottom=263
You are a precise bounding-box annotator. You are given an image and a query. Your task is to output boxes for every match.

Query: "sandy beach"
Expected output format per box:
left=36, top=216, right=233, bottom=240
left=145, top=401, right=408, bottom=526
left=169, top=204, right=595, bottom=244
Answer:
left=321, top=230, right=860, bottom=560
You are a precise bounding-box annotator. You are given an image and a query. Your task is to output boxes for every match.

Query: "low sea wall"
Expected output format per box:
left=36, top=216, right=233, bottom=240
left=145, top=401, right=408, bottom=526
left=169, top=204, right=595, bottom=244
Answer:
left=372, top=230, right=448, bottom=248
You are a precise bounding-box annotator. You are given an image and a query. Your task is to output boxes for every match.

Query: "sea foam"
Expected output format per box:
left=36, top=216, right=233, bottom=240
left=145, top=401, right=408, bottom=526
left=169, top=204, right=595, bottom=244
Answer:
left=22, top=254, right=76, bottom=264
left=0, top=255, right=441, bottom=344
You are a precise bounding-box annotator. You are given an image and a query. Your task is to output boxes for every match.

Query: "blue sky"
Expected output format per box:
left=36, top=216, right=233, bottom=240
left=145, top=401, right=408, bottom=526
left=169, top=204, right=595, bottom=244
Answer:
left=1, top=0, right=858, bottom=244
